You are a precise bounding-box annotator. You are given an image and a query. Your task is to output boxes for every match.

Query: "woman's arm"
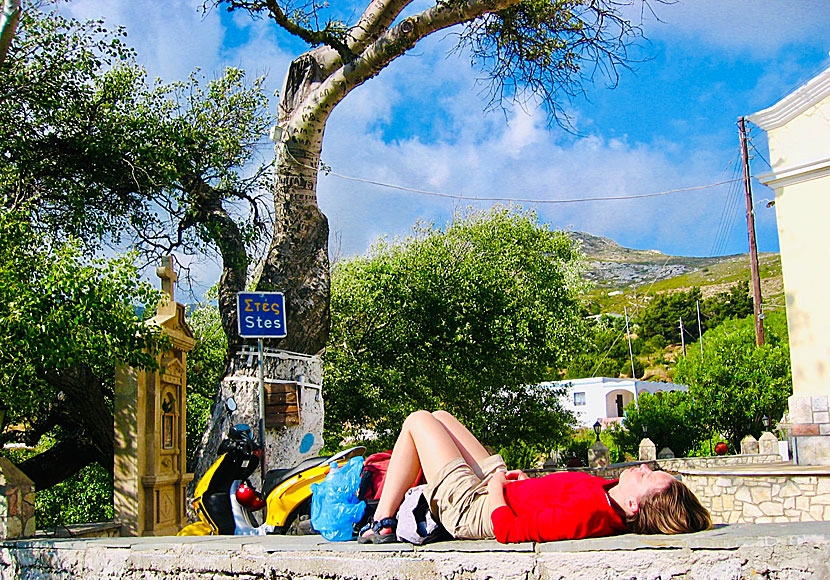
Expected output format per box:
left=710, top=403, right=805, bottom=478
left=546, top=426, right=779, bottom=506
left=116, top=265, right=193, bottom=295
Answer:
left=487, top=471, right=509, bottom=512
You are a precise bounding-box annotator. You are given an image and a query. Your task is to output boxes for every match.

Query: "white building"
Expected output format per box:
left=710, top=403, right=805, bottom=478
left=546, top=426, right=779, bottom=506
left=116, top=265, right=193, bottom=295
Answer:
left=537, top=377, right=688, bottom=428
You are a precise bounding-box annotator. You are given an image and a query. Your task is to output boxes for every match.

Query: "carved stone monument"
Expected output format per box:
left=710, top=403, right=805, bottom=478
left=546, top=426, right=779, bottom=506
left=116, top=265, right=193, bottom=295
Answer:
left=114, top=257, right=195, bottom=536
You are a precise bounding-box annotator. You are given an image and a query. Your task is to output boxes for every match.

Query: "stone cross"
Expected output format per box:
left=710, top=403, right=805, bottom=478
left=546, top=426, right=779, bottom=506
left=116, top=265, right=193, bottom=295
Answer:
left=156, top=256, right=177, bottom=302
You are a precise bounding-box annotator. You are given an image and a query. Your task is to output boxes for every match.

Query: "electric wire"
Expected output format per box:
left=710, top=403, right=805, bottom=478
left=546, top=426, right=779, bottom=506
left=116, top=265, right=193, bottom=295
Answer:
left=284, top=141, right=743, bottom=205
left=708, top=152, right=742, bottom=257
left=322, top=168, right=741, bottom=205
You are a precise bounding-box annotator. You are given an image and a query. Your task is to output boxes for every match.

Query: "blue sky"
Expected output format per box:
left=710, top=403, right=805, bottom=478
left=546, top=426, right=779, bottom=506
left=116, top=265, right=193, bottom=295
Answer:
left=62, top=0, right=830, bottom=293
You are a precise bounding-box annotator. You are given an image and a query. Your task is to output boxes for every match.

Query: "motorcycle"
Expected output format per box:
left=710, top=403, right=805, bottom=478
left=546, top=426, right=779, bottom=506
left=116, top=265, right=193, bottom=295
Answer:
left=178, top=398, right=365, bottom=536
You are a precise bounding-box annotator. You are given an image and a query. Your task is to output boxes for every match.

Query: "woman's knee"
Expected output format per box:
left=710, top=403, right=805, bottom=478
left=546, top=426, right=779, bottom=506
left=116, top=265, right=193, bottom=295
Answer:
left=403, top=410, right=434, bottom=431
left=431, top=409, right=455, bottom=423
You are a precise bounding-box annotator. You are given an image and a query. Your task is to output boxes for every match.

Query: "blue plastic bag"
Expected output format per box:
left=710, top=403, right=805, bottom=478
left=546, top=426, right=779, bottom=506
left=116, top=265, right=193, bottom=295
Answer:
left=310, top=456, right=366, bottom=541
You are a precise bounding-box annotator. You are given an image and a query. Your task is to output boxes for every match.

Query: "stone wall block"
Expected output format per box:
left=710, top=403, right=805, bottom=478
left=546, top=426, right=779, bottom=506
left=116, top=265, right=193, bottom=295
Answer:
left=780, top=480, right=803, bottom=497
left=741, top=435, right=759, bottom=454
left=811, top=494, right=830, bottom=505
left=735, top=487, right=752, bottom=503
left=638, top=438, right=657, bottom=461
left=759, top=432, right=778, bottom=455
left=813, top=396, right=830, bottom=413
left=815, top=412, right=830, bottom=424
left=759, top=502, right=784, bottom=516
left=588, top=441, right=610, bottom=469
left=789, top=395, right=813, bottom=423
left=750, top=485, right=772, bottom=503
left=743, top=503, right=763, bottom=518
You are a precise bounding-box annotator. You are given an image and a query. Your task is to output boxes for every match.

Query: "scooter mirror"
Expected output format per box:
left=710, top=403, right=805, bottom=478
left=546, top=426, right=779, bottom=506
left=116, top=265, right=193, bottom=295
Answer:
left=226, top=398, right=237, bottom=413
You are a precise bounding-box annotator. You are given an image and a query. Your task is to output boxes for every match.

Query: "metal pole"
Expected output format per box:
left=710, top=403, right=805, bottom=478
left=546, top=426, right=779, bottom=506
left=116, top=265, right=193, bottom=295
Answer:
left=679, top=317, right=687, bottom=357
left=696, top=300, right=704, bottom=356
left=624, top=307, right=639, bottom=409
left=258, top=338, right=266, bottom=480
left=739, top=116, right=766, bottom=346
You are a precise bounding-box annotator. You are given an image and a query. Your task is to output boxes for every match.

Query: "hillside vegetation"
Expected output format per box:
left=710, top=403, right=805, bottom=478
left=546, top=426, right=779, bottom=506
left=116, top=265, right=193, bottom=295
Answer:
left=568, top=232, right=784, bottom=318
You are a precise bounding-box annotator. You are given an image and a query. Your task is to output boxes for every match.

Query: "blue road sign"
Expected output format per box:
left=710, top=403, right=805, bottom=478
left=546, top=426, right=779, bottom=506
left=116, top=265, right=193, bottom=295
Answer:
left=236, top=292, right=287, bottom=338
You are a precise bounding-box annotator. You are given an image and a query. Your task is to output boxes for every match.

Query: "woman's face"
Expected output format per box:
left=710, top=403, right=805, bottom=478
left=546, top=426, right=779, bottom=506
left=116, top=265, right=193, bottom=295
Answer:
left=616, top=464, right=674, bottom=511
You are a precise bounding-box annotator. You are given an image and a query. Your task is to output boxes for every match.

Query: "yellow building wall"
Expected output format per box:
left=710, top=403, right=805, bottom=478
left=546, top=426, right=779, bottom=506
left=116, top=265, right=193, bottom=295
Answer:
left=753, top=71, right=830, bottom=399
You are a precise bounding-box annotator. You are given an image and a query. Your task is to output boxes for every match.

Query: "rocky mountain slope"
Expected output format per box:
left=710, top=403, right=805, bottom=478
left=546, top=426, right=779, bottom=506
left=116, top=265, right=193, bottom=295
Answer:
left=566, top=232, right=784, bottom=314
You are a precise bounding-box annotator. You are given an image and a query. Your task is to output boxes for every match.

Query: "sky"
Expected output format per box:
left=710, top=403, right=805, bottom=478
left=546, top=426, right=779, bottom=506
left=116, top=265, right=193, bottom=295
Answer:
left=60, top=0, right=830, bottom=296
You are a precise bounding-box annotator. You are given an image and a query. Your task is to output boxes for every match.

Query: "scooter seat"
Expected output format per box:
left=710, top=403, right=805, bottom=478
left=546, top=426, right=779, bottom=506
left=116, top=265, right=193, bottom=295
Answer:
left=263, top=455, right=332, bottom=497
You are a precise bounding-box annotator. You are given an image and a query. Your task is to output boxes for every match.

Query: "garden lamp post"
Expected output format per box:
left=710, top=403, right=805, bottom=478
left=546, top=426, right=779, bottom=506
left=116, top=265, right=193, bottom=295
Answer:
left=593, top=420, right=602, bottom=442
left=0, top=401, right=7, bottom=441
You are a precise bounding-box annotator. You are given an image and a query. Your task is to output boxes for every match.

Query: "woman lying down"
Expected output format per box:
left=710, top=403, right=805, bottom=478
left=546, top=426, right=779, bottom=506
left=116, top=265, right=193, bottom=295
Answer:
left=358, top=410, right=711, bottom=544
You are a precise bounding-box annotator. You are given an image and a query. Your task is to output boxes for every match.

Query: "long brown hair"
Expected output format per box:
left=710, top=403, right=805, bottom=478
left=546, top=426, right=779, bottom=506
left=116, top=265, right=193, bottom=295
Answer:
left=627, top=479, right=712, bottom=535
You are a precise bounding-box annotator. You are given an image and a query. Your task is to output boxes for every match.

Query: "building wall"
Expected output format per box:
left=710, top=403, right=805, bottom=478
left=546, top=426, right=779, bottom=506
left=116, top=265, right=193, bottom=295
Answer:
left=751, top=68, right=830, bottom=400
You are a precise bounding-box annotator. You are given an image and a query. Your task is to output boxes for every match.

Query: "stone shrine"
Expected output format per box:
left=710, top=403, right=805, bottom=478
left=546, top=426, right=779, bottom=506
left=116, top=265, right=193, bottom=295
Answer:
left=113, top=257, right=195, bottom=536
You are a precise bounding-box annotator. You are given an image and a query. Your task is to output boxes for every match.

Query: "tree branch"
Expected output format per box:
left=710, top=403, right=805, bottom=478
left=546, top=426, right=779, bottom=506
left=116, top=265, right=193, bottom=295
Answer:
left=346, top=0, right=412, bottom=55
left=311, top=0, right=521, bottom=115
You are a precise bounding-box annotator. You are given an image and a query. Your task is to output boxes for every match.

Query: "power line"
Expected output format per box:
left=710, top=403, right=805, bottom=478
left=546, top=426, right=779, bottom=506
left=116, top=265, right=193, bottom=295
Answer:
left=321, top=169, right=741, bottom=205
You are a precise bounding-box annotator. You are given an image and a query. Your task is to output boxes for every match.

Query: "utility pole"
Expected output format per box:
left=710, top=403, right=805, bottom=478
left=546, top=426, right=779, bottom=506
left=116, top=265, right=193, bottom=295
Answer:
left=624, top=306, right=639, bottom=407
left=739, top=116, right=766, bottom=346
left=679, top=317, right=687, bottom=357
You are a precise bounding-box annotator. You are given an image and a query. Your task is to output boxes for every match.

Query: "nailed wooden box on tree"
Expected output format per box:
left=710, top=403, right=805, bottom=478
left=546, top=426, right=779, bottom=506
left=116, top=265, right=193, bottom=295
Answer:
left=264, top=382, right=300, bottom=428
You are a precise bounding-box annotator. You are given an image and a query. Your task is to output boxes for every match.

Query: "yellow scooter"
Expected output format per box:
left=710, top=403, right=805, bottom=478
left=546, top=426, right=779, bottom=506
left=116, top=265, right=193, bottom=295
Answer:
left=178, top=398, right=364, bottom=536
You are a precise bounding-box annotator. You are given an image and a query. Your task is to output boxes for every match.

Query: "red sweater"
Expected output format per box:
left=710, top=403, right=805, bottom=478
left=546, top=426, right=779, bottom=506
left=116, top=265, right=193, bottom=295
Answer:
left=490, top=472, right=627, bottom=543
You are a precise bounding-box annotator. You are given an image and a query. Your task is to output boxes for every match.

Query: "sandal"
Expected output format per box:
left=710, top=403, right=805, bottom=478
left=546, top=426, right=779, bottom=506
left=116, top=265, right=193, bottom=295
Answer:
left=357, top=516, right=398, bottom=544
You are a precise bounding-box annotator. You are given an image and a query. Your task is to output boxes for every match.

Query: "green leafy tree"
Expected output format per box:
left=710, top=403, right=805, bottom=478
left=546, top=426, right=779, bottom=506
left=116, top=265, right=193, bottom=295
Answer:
left=702, top=281, right=753, bottom=329
left=324, top=207, right=583, bottom=461
left=1, top=7, right=273, bottom=346
left=610, top=391, right=708, bottom=459
left=637, top=288, right=702, bottom=344
left=0, top=8, right=269, bottom=490
left=0, top=210, right=164, bottom=488
left=674, top=311, right=792, bottom=451
left=185, top=293, right=227, bottom=471
left=564, top=315, right=643, bottom=379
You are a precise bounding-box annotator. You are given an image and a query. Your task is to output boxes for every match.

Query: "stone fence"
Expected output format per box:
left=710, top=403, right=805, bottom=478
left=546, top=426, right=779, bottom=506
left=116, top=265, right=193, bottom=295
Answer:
left=528, top=452, right=784, bottom=480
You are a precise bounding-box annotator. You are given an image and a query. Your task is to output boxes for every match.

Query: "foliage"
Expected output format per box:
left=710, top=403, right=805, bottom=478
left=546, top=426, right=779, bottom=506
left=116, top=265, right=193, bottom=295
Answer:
left=610, top=391, right=709, bottom=459
left=185, top=293, right=227, bottom=470
left=0, top=8, right=273, bottom=265
left=636, top=288, right=703, bottom=344
left=457, top=0, right=649, bottom=124
left=3, top=439, right=113, bottom=527
left=564, top=315, right=643, bottom=379
left=324, top=207, right=584, bottom=454
left=0, top=209, right=163, bottom=431
left=674, top=311, right=792, bottom=451
left=636, top=283, right=754, bottom=345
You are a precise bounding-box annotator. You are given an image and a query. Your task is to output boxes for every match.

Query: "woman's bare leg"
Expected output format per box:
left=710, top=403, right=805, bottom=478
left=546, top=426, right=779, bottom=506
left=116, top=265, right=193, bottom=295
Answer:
left=430, top=410, right=492, bottom=477
left=366, top=410, right=465, bottom=536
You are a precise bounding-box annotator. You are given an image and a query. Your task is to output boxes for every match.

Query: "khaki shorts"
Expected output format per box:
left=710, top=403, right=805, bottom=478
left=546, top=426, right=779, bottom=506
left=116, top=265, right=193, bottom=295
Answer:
left=423, top=454, right=506, bottom=540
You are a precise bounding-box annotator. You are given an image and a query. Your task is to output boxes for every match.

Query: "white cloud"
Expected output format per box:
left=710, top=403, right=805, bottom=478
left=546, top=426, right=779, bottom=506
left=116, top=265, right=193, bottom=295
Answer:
left=642, top=0, right=830, bottom=55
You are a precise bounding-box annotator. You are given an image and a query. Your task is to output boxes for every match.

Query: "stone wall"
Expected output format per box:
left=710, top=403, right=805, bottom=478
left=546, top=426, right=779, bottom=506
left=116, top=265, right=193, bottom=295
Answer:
left=683, top=467, right=830, bottom=525
left=0, top=458, right=35, bottom=540
left=4, top=524, right=830, bottom=580
left=529, top=453, right=783, bottom=480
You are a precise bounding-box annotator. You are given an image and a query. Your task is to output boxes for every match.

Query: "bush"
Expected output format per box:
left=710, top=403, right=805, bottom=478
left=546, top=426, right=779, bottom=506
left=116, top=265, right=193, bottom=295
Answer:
left=675, top=311, right=792, bottom=451
left=2, top=441, right=113, bottom=527
left=611, top=391, right=709, bottom=458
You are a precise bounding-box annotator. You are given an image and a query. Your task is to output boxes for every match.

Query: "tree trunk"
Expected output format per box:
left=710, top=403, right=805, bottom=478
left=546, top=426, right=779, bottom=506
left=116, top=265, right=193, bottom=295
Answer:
left=253, top=51, right=333, bottom=356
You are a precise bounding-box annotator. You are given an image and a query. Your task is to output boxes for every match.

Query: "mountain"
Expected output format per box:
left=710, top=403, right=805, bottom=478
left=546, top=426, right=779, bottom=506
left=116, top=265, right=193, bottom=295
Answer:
left=566, top=232, right=784, bottom=315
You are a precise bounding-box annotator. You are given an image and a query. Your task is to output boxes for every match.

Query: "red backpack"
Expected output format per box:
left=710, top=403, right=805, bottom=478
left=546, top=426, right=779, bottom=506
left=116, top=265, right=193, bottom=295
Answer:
left=359, top=451, right=424, bottom=501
